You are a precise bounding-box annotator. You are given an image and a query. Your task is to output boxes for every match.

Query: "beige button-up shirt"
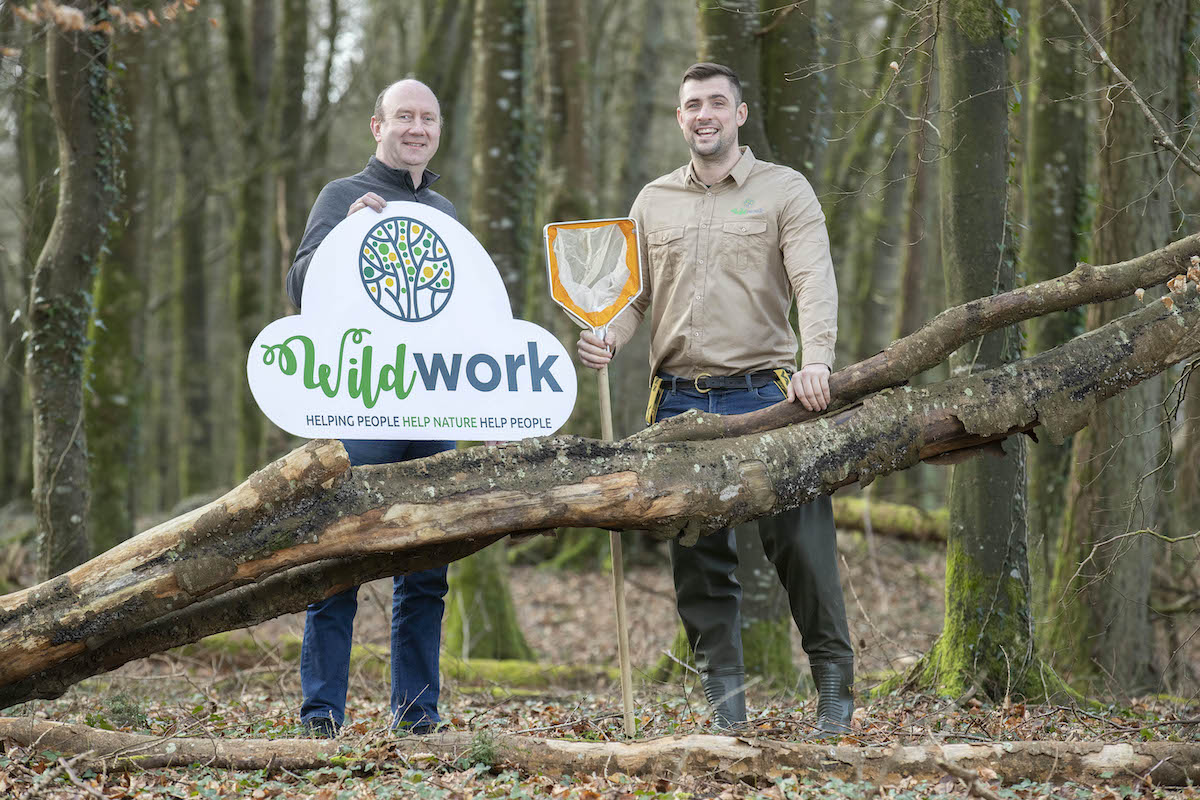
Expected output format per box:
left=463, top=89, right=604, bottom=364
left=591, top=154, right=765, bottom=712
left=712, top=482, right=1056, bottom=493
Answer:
left=608, top=147, right=837, bottom=379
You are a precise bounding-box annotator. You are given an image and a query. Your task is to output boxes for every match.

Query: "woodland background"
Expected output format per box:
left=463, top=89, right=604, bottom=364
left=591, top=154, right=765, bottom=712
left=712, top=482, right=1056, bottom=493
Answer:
left=0, top=0, right=1197, bottom=741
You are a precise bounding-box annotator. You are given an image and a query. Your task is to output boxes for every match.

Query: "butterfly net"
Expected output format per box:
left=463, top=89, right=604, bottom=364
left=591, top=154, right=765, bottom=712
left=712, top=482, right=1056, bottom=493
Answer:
left=545, top=218, right=640, bottom=331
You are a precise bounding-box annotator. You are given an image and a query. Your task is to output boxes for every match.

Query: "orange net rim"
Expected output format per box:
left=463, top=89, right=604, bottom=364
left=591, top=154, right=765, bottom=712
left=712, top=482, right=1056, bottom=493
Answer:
left=544, top=218, right=641, bottom=329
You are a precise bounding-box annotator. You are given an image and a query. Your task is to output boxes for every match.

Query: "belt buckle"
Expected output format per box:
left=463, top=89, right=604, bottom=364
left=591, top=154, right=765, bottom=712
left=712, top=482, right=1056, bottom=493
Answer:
left=694, top=371, right=712, bottom=394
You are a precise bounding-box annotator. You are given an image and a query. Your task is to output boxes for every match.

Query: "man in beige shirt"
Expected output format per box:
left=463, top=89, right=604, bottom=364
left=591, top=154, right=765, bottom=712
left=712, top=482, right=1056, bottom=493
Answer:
left=578, top=62, right=854, bottom=734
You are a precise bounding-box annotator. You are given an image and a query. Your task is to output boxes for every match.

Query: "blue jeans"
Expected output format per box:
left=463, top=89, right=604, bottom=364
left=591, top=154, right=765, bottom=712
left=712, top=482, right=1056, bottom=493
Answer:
left=654, top=377, right=853, bottom=674
left=300, top=438, right=454, bottom=730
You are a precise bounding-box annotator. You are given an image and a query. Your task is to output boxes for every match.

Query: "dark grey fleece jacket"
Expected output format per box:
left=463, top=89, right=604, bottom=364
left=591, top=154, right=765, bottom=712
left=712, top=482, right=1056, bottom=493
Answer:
left=285, top=156, right=458, bottom=310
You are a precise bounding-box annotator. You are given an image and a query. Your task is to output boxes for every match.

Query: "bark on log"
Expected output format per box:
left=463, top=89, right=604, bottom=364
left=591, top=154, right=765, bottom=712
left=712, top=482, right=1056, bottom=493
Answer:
left=1, top=278, right=1198, bottom=710
left=1, top=719, right=1197, bottom=786
left=640, top=234, right=1200, bottom=443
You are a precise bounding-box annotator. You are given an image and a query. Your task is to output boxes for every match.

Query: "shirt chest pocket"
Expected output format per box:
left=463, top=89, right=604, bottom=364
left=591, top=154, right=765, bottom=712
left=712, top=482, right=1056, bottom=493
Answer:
left=721, top=218, right=769, bottom=273
left=647, top=226, right=686, bottom=280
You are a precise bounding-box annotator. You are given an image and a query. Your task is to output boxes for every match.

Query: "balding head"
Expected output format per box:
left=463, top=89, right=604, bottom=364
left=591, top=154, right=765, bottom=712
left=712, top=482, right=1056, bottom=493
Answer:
left=371, top=79, right=443, bottom=181
left=374, top=79, right=440, bottom=123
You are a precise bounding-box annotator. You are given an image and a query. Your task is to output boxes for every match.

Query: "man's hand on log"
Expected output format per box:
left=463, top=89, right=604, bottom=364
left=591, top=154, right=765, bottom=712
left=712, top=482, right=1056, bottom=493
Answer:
left=788, top=364, right=832, bottom=411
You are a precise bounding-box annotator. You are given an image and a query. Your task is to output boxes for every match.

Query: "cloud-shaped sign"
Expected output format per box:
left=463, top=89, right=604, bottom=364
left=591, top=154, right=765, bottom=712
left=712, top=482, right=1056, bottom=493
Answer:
left=248, top=202, right=577, bottom=441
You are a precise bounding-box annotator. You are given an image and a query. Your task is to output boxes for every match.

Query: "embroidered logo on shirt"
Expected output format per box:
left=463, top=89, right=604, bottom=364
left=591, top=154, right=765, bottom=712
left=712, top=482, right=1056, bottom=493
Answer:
left=729, top=197, right=765, bottom=216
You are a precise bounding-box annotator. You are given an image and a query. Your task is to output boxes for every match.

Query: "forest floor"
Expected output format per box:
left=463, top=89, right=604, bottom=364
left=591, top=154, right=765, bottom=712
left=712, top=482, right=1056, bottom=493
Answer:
left=2, top=529, right=1198, bottom=798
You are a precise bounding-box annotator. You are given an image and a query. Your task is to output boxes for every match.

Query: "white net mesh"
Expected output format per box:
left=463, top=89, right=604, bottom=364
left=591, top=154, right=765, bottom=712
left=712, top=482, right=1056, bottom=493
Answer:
left=551, top=224, right=630, bottom=313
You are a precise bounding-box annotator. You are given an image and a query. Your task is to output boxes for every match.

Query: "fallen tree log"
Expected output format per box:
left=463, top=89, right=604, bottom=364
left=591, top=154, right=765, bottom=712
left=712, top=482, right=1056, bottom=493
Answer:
left=832, top=497, right=948, bottom=543
left=1, top=272, right=1197, bottom=710
left=1, top=719, right=1197, bottom=785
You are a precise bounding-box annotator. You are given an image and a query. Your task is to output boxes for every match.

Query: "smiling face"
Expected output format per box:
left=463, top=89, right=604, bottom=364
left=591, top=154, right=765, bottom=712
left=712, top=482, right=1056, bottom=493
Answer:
left=371, top=80, right=442, bottom=179
left=676, top=75, right=747, bottom=164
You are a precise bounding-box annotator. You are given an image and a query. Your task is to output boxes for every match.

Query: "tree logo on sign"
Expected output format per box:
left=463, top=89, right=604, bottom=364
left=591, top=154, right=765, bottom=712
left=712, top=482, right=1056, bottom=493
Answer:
left=359, top=217, right=454, bottom=322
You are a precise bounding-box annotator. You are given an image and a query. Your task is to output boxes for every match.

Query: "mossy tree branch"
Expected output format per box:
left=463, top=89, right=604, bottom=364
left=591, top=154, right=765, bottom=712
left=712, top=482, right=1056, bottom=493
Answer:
left=1, top=276, right=1197, bottom=709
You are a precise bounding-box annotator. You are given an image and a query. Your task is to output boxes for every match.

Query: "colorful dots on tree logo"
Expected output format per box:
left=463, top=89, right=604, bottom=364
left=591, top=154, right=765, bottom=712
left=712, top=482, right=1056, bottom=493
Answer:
left=359, top=217, right=454, bottom=321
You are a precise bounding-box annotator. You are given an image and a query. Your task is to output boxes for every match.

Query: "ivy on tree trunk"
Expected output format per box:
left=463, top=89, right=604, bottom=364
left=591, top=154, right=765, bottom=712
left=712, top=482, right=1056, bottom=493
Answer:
left=27, top=2, right=120, bottom=580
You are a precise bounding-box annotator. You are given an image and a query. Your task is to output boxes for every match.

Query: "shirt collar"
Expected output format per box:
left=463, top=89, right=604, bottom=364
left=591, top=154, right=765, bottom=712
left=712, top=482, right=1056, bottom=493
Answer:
left=366, top=155, right=441, bottom=193
left=684, top=146, right=756, bottom=189
left=729, top=146, right=755, bottom=186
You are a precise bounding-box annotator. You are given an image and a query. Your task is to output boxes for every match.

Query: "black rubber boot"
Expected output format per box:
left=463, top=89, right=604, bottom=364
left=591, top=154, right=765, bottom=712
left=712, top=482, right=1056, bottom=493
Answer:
left=701, top=669, right=747, bottom=729
left=810, top=660, right=855, bottom=736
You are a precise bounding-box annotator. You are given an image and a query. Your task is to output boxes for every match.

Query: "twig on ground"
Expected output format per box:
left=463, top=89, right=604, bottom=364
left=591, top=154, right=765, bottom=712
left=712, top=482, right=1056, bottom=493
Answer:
left=935, top=756, right=1003, bottom=800
left=658, top=648, right=700, bottom=676
left=58, top=753, right=103, bottom=799
left=17, top=755, right=69, bottom=800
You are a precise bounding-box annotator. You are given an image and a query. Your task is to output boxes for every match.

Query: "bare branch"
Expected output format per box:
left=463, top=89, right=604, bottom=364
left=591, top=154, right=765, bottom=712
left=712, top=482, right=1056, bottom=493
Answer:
left=1059, top=0, right=1200, bottom=178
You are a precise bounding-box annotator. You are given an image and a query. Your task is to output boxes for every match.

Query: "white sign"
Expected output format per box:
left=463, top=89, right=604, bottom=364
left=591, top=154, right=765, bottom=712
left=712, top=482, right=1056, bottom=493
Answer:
left=248, top=202, right=577, bottom=440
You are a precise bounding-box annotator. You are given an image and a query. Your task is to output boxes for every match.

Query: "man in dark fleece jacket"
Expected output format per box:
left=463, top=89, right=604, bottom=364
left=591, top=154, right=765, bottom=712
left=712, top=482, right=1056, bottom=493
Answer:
left=286, top=79, right=456, bottom=737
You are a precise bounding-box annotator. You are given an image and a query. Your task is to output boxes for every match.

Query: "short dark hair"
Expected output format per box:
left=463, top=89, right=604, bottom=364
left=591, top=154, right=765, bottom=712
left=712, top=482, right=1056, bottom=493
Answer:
left=680, top=62, right=743, bottom=106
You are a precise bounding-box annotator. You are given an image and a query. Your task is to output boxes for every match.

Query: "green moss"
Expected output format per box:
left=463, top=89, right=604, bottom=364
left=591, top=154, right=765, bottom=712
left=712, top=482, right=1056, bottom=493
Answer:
left=441, top=655, right=619, bottom=689
left=177, top=633, right=618, bottom=690
left=946, top=0, right=1005, bottom=44
left=648, top=623, right=692, bottom=683
left=742, top=618, right=798, bottom=689
left=445, top=546, right=535, bottom=660
left=545, top=528, right=609, bottom=570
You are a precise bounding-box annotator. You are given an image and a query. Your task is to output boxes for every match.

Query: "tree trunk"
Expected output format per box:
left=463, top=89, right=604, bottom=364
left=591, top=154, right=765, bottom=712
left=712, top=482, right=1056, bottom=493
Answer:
left=760, top=3, right=821, bottom=173
left=444, top=545, right=535, bottom=660
left=468, top=0, right=528, bottom=312
left=1178, top=368, right=1200, bottom=551
left=445, top=0, right=536, bottom=663
left=892, top=12, right=934, bottom=345
left=540, top=0, right=591, bottom=226
left=1021, top=0, right=1088, bottom=611
left=304, top=0, right=340, bottom=198
left=222, top=0, right=275, bottom=481
left=27, top=3, right=120, bottom=580
left=917, top=0, right=1033, bottom=700
left=5, top=26, right=58, bottom=508
left=270, top=0, right=309, bottom=314
left=607, top=0, right=664, bottom=495
left=16, top=29, right=58, bottom=277
left=696, top=0, right=773, bottom=161
left=848, top=137, right=905, bottom=363
left=822, top=3, right=904, bottom=271
left=1046, top=0, right=1184, bottom=694
left=887, top=37, right=939, bottom=509
left=86, top=24, right=155, bottom=555
left=0, top=263, right=27, bottom=511
left=613, top=0, right=666, bottom=213
left=168, top=17, right=218, bottom=498
left=2, top=272, right=1197, bottom=708
left=413, top=0, right=472, bottom=170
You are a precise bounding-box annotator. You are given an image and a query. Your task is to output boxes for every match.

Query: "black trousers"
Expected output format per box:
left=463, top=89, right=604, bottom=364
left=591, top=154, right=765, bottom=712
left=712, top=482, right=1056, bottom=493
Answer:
left=657, top=381, right=854, bottom=676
